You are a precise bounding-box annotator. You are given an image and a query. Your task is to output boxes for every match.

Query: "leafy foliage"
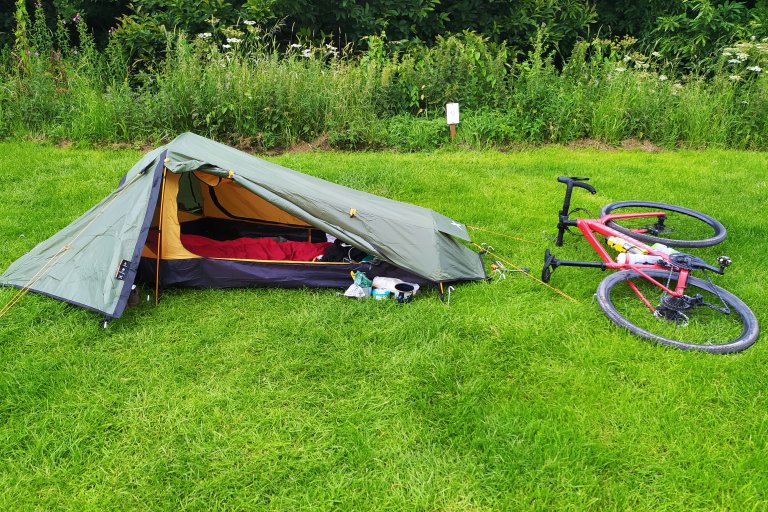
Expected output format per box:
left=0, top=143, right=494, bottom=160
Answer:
left=9, top=1, right=768, bottom=75
left=4, top=1, right=768, bottom=149
left=653, top=0, right=768, bottom=70
left=12, top=0, right=30, bottom=73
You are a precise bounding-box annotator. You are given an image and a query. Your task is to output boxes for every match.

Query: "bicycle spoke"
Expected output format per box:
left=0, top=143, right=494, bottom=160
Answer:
left=600, top=201, right=727, bottom=248
left=611, top=277, right=745, bottom=346
left=609, top=207, right=715, bottom=243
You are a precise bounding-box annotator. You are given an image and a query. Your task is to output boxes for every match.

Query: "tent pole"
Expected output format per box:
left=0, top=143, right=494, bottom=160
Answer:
left=155, top=166, right=168, bottom=306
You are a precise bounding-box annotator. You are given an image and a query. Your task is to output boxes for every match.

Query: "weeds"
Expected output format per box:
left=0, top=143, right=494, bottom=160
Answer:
left=3, top=13, right=768, bottom=150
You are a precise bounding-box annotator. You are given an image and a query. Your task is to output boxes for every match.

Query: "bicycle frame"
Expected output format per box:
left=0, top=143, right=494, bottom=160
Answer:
left=540, top=177, right=760, bottom=354
left=564, top=211, right=691, bottom=311
left=544, top=175, right=732, bottom=314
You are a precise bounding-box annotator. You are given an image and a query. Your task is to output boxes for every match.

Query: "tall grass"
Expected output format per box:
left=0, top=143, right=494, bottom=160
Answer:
left=3, top=16, right=768, bottom=150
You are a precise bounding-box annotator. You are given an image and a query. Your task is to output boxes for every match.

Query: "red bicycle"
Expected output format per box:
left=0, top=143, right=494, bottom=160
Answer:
left=542, top=177, right=759, bottom=354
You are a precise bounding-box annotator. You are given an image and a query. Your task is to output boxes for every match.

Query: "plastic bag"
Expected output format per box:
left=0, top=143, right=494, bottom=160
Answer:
left=343, top=284, right=369, bottom=299
left=344, top=271, right=372, bottom=299
left=352, top=271, right=372, bottom=288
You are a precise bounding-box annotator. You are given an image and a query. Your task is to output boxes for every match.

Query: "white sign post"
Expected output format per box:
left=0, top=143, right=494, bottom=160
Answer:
left=446, top=102, right=459, bottom=139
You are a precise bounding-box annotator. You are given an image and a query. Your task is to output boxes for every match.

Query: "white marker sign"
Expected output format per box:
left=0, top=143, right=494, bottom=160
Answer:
left=446, top=103, right=460, bottom=125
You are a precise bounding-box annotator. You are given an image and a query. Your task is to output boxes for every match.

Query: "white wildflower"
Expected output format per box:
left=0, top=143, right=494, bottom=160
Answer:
left=659, top=74, right=668, bottom=81
left=290, top=43, right=302, bottom=49
left=651, top=51, right=660, bottom=57
left=723, top=51, right=732, bottom=57
left=623, top=55, right=631, bottom=62
left=737, top=52, right=749, bottom=60
left=673, top=83, right=683, bottom=89
left=197, top=32, right=212, bottom=39
left=615, top=67, right=626, bottom=72
left=227, top=37, right=241, bottom=43
left=222, top=44, right=231, bottom=49
left=301, top=48, right=312, bottom=58
left=747, top=65, right=762, bottom=72
left=730, top=75, right=742, bottom=81
left=728, top=58, right=741, bottom=64
left=243, top=20, right=256, bottom=26
left=325, top=43, right=337, bottom=51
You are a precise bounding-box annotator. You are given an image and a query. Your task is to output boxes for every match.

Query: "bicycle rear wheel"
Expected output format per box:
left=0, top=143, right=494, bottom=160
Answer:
left=596, top=270, right=759, bottom=354
left=599, top=201, right=726, bottom=248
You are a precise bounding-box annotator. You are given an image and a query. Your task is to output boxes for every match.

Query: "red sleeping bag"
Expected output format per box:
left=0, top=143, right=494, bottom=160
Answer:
left=180, top=234, right=332, bottom=261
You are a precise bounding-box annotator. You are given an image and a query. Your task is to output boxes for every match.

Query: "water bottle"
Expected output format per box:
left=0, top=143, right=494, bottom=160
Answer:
left=607, top=236, right=646, bottom=254
left=651, top=243, right=679, bottom=256
left=617, top=253, right=662, bottom=265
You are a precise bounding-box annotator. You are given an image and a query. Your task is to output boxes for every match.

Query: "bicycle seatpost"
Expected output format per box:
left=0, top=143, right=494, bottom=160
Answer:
left=555, top=176, right=597, bottom=246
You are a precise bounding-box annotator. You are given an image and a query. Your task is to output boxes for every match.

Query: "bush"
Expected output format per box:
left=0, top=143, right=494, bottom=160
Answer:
left=5, top=6, right=768, bottom=151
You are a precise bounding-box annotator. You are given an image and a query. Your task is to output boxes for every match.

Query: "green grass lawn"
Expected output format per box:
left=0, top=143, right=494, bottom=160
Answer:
left=1, top=142, right=767, bottom=510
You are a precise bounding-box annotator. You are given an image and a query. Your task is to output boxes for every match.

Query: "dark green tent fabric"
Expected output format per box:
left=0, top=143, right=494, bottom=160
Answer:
left=0, top=148, right=165, bottom=317
left=165, top=133, right=485, bottom=283
left=0, top=133, right=486, bottom=318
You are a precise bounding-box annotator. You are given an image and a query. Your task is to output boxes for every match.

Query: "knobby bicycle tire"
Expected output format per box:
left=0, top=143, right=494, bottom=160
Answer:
left=599, top=201, right=726, bottom=248
left=596, top=270, right=759, bottom=354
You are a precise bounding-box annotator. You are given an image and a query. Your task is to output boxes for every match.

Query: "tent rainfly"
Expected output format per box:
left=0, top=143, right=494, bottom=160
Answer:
left=0, top=132, right=487, bottom=319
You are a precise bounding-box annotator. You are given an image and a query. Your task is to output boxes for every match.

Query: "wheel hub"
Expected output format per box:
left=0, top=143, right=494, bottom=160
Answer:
left=660, top=294, right=692, bottom=311
left=654, top=294, right=699, bottom=326
left=646, top=215, right=668, bottom=236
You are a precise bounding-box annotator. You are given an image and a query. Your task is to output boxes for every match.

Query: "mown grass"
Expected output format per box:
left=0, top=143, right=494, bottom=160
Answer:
left=1, top=142, right=767, bottom=510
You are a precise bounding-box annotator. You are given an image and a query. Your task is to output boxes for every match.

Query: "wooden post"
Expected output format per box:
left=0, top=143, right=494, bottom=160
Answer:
left=446, top=102, right=459, bottom=140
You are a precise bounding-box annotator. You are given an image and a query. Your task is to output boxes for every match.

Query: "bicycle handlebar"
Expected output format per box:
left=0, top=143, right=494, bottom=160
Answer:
left=555, top=176, right=596, bottom=246
left=557, top=176, right=597, bottom=195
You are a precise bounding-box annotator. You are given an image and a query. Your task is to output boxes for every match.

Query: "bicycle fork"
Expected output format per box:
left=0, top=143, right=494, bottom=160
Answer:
left=542, top=249, right=606, bottom=283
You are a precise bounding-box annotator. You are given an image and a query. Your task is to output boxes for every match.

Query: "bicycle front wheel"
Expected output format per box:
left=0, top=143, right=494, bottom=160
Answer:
left=596, top=270, right=759, bottom=354
left=599, top=201, right=726, bottom=248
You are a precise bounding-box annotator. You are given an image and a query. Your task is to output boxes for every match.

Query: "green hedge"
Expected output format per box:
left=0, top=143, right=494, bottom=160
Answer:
left=3, top=12, right=768, bottom=150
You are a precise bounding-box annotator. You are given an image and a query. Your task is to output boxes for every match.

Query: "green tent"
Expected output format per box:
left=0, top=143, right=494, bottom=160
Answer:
left=1, top=133, right=486, bottom=319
